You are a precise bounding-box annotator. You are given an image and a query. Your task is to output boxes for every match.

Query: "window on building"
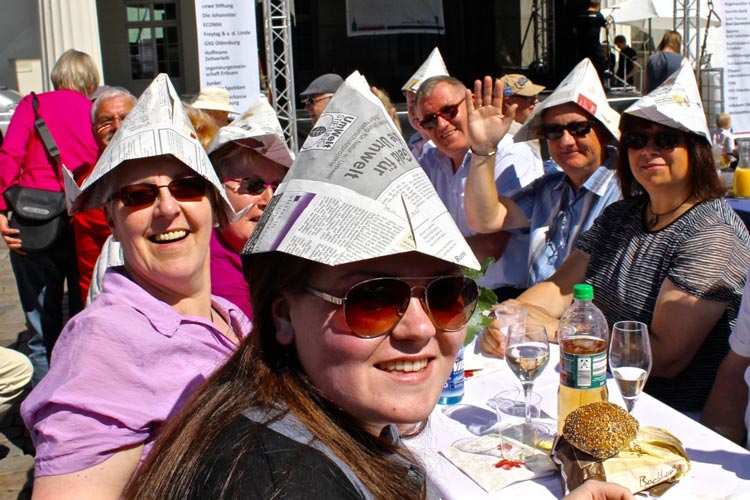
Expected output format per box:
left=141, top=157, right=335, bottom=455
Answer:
left=126, top=2, right=181, bottom=80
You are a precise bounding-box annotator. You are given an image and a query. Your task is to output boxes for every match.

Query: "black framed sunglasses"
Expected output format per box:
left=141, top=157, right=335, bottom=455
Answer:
left=540, top=120, right=596, bottom=140
left=418, top=101, right=463, bottom=130
left=303, top=94, right=333, bottom=107
left=305, top=275, right=479, bottom=338
left=621, top=131, right=684, bottom=150
left=223, top=176, right=279, bottom=196
left=110, top=175, right=208, bottom=207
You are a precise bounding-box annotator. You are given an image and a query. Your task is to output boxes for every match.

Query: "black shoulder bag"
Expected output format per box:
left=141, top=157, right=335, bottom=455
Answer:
left=3, top=92, right=69, bottom=252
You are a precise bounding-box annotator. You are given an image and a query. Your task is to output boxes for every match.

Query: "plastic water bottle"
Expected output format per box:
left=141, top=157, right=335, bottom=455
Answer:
left=438, top=346, right=465, bottom=405
left=557, top=284, right=609, bottom=433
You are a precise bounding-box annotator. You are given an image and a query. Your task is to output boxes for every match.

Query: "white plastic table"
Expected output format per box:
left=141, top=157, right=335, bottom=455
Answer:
left=406, top=343, right=750, bottom=499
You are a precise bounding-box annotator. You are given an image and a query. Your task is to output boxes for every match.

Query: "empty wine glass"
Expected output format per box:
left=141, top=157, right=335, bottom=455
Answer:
left=609, top=321, right=652, bottom=413
left=505, top=323, right=550, bottom=428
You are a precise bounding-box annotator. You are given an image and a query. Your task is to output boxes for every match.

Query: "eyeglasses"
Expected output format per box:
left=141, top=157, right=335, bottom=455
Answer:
left=94, top=113, right=129, bottom=133
left=418, top=101, right=464, bottom=130
left=305, top=276, right=479, bottom=338
left=621, top=131, right=683, bottom=150
left=110, top=175, right=208, bottom=207
left=303, top=94, right=333, bottom=107
left=223, top=176, right=279, bottom=196
left=540, top=120, right=596, bottom=140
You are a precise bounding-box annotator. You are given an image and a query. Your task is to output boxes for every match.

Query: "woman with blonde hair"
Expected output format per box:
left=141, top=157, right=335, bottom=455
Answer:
left=0, top=49, right=100, bottom=384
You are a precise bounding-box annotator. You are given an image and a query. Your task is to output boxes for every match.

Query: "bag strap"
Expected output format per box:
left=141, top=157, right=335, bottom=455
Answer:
left=30, top=92, right=61, bottom=167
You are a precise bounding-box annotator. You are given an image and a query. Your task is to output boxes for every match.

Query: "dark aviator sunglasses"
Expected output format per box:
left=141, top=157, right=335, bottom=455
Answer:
left=306, top=275, right=479, bottom=338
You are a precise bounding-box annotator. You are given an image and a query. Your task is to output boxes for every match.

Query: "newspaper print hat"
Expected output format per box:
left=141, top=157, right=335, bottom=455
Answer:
left=63, top=73, right=234, bottom=219
left=243, top=71, right=480, bottom=270
left=401, top=47, right=449, bottom=93
left=207, top=98, right=295, bottom=167
left=623, top=60, right=711, bottom=144
left=514, top=58, right=621, bottom=143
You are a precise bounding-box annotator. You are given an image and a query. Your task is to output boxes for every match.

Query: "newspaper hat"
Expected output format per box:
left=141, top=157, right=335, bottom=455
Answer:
left=63, top=73, right=233, bottom=219
left=401, top=47, right=449, bottom=93
left=207, top=98, right=295, bottom=167
left=243, top=71, right=479, bottom=270
left=192, top=87, right=239, bottom=114
left=514, top=58, right=620, bottom=142
left=623, top=60, right=711, bottom=144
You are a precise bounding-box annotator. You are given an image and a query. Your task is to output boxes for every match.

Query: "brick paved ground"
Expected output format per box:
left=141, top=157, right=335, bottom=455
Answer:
left=0, top=247, right=35, bottom=499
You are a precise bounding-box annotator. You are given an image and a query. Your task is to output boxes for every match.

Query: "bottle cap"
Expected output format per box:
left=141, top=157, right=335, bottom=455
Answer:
left=573, top=283, right=594, bottom=301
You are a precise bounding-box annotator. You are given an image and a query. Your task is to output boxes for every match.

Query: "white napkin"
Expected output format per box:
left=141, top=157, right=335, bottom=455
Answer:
left=440, top=434, right=556, bottom=492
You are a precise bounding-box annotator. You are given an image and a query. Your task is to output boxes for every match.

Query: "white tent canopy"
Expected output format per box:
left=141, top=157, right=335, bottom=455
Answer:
left=607, top=0, right=720, bottom=31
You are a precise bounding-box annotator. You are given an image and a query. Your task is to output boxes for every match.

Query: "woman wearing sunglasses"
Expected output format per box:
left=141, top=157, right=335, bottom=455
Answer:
left=207, top=102, right=293, bottom=320
left=486, top=64, right=750, bottom=415
left=21, top=75, right=251, bottom=499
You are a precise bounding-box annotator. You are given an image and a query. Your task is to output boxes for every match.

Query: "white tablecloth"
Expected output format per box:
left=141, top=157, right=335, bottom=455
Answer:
left=406, top=342, right=750, bottom=499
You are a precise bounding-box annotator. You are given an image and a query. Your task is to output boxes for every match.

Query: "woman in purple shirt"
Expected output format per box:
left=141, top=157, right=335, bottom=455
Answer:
left=21, top=74, right=251, bottom=499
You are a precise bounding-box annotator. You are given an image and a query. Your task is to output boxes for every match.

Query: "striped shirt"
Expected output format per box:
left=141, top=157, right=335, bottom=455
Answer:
left=577, top=198, right=750, bottom=411
left=514, top=165, right=621, bottom=286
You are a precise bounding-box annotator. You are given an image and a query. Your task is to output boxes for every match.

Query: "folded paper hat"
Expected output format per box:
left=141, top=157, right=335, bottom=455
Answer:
left=401, top=47, right=450, bottom=93
left=63, top=73, right=233, bottom=220
left=207, top=98, right=295, bottom=167
left=299, top=73, right=344, bottom=98
left=501, top=74, right=545, bottom=97
left=623, top=61, right=711, bottom=144
left=514, top=58, right=621, bottom=143
left=192, top=87, right=240, bottom=114
left=243, top=70, right=479, bottom=270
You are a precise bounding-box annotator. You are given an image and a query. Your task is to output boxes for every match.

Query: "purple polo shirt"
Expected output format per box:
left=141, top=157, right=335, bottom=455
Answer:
left=21, top=267, right=252, bottom=476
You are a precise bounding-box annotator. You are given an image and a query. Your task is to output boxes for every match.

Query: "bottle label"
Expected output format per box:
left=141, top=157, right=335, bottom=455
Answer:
left=442, top=347, right=465, bottom=395
left=560, top=350, right=607, bottom=389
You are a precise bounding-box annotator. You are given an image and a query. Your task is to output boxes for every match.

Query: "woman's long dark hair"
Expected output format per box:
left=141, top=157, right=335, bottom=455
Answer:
left=616, top=114, right=725, bottom=202
left=124, top=252, right=426, bottom=500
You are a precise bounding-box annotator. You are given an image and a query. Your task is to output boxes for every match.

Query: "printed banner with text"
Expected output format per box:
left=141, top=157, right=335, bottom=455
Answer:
left=194, top=0, right=260, bottom=115
left=723, top=0, right=750, bottom=136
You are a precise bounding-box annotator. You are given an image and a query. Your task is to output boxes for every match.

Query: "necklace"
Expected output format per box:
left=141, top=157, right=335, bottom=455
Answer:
left=647, top=195, right=693, bottom=229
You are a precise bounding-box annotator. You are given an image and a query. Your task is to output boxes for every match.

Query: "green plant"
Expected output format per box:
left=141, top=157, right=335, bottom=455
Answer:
left=463, top=258, right=498, bottom=346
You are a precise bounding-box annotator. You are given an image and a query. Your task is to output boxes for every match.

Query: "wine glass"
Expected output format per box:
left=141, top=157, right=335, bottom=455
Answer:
left=609, top=321, right=652, bottom=413
left=505, top=322, right=550, bottom=428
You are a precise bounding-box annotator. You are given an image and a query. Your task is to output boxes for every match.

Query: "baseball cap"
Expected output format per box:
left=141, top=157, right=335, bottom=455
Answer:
left=501, top=74, right=545, bottom=97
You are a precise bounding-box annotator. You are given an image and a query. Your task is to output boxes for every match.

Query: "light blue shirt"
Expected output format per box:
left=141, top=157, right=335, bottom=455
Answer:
left=512, top=164, right=621, bottom=286
left=420, top=136, right=543, bottom=289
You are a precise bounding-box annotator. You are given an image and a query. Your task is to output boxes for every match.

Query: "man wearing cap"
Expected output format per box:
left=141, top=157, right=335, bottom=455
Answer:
left=192, top=86, right=239, bottom=127
left=464, top=59, right=621, bottom=292
left=415, top=75, right=544, bottom=292
left=299, top=73, right=343, bottom=126
left=501, top=73, right=544, bottom=156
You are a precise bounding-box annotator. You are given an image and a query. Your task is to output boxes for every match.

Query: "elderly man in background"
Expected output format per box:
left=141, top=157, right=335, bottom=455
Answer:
left=464, top=59, right=621, bottom=319
left=71, top=88, right=136, bottom=303
left=416, top=75, right=543, bottom=293
left=299, top=73, right=343, bottom=126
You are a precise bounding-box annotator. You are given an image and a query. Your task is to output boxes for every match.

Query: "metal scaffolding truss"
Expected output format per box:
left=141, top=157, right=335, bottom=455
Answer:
left=262, top=0, right=298, bottom=152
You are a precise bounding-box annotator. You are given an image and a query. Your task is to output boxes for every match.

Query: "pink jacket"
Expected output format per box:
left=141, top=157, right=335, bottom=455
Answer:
left=0, top=89, right=98, bottom=210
